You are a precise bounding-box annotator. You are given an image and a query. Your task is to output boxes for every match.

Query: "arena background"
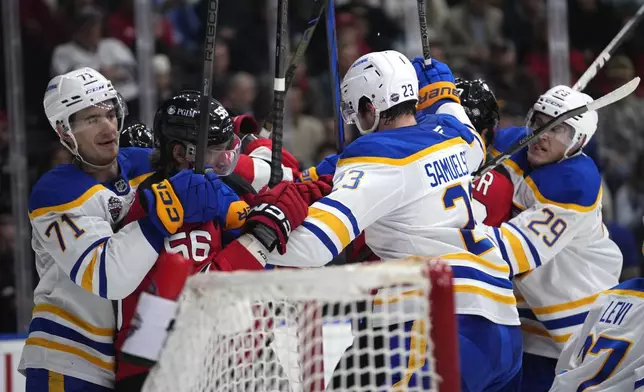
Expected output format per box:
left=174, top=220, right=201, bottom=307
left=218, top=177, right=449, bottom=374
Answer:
left=1, top=0, right=644, bottom=388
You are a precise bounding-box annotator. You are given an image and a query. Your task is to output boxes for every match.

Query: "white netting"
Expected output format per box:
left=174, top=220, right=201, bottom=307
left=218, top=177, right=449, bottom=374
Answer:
left=143, top=260, right=438, bottom=392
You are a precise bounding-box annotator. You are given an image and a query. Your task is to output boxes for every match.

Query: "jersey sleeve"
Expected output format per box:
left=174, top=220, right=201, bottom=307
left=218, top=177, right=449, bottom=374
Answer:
left=30, top=202, right=163, bottom=300
left=235, top=138, right=300, bottom=191
left=432, top=107, right=486, bottom=173
left=242, top=161, right=404, bottom=268
left=635, top=365, right=644, bottom=391
left=472, top=168, right=513, bottom=226
left=485, top=203, right=592, bottom=277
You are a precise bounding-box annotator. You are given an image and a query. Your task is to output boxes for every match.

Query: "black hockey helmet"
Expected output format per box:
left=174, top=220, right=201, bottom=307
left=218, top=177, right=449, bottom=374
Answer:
left=154, top=90, right=234, bottom=148
left=455, top=78, right=499, bottom=146
left=153, top=91, right=240, bottom=175
left=120, top=123, right=155, bottom=148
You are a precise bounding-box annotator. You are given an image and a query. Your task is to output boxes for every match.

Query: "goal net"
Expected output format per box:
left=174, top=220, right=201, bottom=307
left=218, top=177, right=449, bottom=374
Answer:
left=142, top=258, right=459, bottom=392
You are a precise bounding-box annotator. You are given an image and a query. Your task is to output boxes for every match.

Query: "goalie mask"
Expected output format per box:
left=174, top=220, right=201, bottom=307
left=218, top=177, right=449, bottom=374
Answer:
left=455, top=78, right=499, bottom=146
left=154, top=91, right=240, bottom=176
left=44, top=67, right=128, bottom=168
left=526, top=85, right=597, bottom=158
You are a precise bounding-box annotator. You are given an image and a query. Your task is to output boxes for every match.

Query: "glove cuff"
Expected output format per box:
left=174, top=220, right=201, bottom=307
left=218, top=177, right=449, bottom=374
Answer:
left=417, top=81, right=461, bottom=112
left=143, top=181, right=184, bottom=235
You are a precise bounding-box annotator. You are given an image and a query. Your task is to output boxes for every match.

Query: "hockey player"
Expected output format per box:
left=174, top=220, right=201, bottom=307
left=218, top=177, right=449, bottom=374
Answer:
left=113, top=91, right=332, bottom=390
left=298, top=77, right=513, bottom=267
left=225, top=51, right=523, bottom=391
left=549, top=278, right=644, bottom=391
left=21, top=69, right=234, bottom=391
left=455, top=78, right=515, bottom=227
left=481, top=86, right=623, bottom=391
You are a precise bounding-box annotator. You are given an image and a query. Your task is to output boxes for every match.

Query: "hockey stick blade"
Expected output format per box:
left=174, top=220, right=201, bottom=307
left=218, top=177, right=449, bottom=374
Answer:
left=473, top=76, right=640, bottom=180
left=263, top=0, right=326, bottom=133
left=572, top=3, right=644, bottom=91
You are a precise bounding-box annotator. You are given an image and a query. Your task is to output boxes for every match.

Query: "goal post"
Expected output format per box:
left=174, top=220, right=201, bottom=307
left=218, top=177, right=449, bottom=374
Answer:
left=142, top=258, right=460, bottom=392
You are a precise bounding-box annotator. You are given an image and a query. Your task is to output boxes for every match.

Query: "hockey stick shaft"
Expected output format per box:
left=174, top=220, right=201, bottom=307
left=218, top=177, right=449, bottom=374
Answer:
left=473, top=76, right=641, bottom=180
left=327, top=0, right=345, bottom=152
left=572, top=3, right=644, bottom=91
left=263, top=0, right=327, bottom=133
left=417, top=0, right=432, bottom=65
left=195, top=0, right=219, bottom=174
left=268, top=0, right=289, bottom=188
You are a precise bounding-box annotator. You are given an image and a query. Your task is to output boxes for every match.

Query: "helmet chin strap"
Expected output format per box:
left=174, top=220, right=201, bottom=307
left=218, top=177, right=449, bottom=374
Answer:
left=358, top=108, right=381, bottom=135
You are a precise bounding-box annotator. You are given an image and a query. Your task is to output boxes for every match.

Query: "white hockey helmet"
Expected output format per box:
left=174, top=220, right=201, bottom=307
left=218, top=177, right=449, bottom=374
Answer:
left=44, top=67, right=127, bottom=165
left=340, top=50, right=418, bottom=134
left=528, top=85, right=597, bottom=156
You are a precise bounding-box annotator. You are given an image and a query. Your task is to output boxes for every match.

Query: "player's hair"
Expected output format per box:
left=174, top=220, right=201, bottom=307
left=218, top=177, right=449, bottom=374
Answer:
left=148, top=141, right=184, bottom=178
left=358, top=97, right=417, bottom=126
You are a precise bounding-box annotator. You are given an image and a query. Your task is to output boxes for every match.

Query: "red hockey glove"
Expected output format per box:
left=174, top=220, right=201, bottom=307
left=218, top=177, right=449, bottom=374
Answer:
left=232, top=114, right=259, bottom=136
left=244, top=181, right=309, bottom=254
left=292, top=175, right=333, bottom=205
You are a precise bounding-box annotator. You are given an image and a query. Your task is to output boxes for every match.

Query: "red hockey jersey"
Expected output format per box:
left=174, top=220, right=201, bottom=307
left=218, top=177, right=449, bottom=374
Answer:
left=114, top=177, right=260, bottom=381
left=471, top=166, right=514, bottom=227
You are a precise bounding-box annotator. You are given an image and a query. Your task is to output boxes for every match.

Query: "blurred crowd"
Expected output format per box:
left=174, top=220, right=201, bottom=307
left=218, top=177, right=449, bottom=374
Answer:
left=0, top=0, right=644, bottom=332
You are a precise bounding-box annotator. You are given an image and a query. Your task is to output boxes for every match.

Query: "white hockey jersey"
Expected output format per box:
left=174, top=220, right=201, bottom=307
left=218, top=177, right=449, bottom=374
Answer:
left=483, top=127, right=622, bottom=359
left=19, top=148, right=159, bottom=388
left=246, top=113, right=519, bottom=327
left=550, top=279, right=644, bottom=392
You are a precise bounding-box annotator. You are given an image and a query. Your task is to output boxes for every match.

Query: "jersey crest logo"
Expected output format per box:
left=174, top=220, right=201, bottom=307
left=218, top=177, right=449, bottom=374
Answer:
left=108, top=196, right=123, bottom=222
left=115, top=179, right=128, bottom=193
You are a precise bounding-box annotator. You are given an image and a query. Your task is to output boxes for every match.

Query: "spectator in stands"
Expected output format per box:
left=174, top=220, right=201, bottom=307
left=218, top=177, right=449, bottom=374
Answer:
left=502, top=0, right=545, bottom=64
left=597, top=55, right=644, bottom=189
left=51, top=6, right=139, bottom=112
left=0, top=111, right=9, bottom=197
left=523, top=18, right=587, bottom=91
left=0, top=206, right=16, bottom=333
left=284, top=86, right=325, bottom=168
left=107, top=0, right=174, bottom=54
left=614, top=155, right=644, bottom=232
left=568, top=0, right=621, bottom=62
left=485, top=39, right=541, bottom=115
left=220, top=72, right=258, bottom=115
left=442, top=0, right=503, bottom=73
left=153, top=54, right=174, bottom=103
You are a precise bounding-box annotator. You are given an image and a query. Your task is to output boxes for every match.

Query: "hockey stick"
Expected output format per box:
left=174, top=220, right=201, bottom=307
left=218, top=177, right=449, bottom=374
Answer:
left=263, top=0, right=327, bottom=134
left=327, top=0, right=345, bottom=152
left=195, top=0, right=219, bottom=173
left=417, top=0, right=432, bottom=65
left=472, top=76, right=641, bottom=180
left=572, top=3, right=644, bottom=91
left=268, top=0, right=289, bottom=188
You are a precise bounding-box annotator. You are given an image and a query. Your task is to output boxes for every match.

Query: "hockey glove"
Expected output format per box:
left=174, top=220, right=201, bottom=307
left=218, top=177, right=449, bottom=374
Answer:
left=412, top=57, right=460, bottom=114
left=232, top=114, right=259, bottom=136
left=243, top=181, right=310, bottom=254
left=142, top=169, right=229, bottom=236
left=293, top=175, right=333, bottom=205
left=300, top=154, right=338, bottom=182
